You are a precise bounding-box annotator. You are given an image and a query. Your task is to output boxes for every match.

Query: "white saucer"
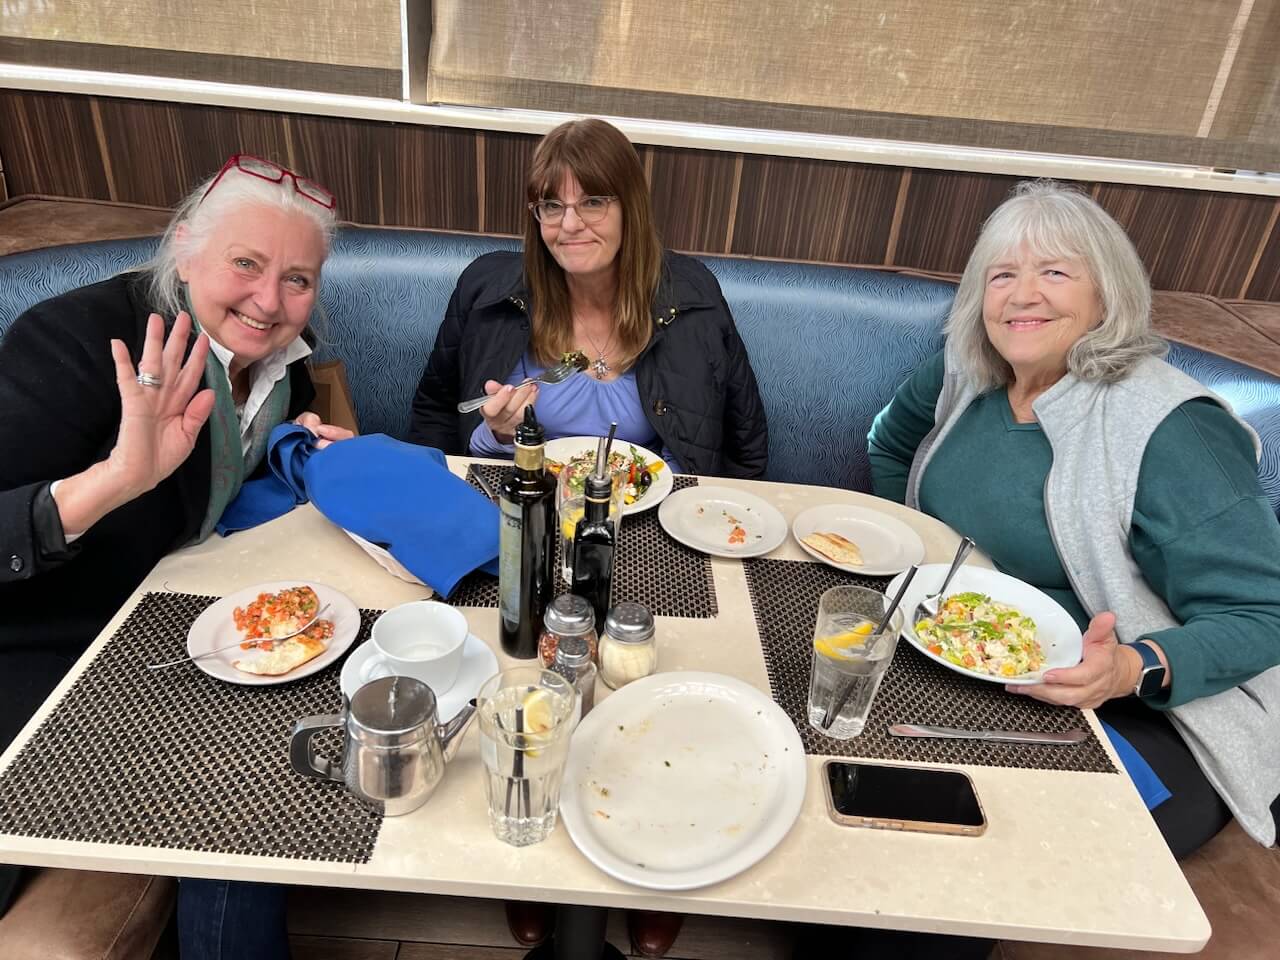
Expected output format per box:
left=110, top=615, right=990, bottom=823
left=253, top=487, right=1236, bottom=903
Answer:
left=340, top=632, right=498, bottom=719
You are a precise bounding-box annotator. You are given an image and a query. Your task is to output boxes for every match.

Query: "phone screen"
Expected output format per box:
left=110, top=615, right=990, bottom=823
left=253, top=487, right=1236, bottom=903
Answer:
left=826, top=761, right=984, bottom=828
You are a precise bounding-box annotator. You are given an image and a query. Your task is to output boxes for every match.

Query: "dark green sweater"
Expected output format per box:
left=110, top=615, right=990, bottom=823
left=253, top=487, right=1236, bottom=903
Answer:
left=868, top=351, right=1280, bottom=708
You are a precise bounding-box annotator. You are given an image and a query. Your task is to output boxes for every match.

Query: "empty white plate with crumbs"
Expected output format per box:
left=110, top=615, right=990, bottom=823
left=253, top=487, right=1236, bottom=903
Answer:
left=657, top=486, right=788, bottom=558
left=559, top=672, right=806, bottom=890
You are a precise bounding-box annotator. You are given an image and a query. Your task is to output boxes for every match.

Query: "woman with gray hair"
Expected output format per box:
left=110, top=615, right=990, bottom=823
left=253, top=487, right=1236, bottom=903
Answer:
left=0, top=153, right=352, bottom=957
left=869, top=180, right=1280, bottom=864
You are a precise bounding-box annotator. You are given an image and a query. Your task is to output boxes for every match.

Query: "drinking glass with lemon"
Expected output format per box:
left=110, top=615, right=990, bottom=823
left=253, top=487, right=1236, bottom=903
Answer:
left=476, top=667, right=576, bottom=845
left=556, top=469, right=624, bottom=584
left=807, top=585, right=903, bottom=739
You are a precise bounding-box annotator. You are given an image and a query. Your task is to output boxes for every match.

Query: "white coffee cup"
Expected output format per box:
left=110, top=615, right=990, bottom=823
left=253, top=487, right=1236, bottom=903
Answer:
left=361, top=601, right=469, bottom=693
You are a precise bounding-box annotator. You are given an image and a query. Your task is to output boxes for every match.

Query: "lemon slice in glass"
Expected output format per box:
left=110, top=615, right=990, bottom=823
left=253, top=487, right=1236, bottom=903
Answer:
left=814, top=620, right=876, bottom=660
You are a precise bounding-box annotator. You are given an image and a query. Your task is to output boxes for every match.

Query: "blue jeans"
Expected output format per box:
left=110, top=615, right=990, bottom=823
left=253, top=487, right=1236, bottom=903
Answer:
left=177, top=879, right=291, bottom=960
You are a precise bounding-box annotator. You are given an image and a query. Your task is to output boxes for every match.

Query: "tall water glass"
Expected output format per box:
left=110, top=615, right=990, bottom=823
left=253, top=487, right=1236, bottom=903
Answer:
left=476, top=667, right=576, bottom=846
left=556, top=470, right=624, bottom=584
left=807, top=585, right=903, bottom=739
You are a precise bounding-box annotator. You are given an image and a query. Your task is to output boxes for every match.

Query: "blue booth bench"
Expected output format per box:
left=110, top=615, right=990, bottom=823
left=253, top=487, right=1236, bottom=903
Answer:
left=2, top=227, right=1278, bottom=514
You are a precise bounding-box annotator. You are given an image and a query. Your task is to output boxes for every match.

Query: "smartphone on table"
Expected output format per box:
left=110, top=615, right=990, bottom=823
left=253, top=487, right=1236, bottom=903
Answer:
left=824, top=759, right=986, bottom=837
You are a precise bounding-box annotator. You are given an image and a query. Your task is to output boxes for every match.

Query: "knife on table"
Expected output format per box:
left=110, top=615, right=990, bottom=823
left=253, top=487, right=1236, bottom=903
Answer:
left=888, top=723, right=1087, bottom=745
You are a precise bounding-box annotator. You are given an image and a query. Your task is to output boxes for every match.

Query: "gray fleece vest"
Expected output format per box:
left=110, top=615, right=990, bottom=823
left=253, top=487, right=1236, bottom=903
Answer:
left=907, top=350, right=1278, bottom=846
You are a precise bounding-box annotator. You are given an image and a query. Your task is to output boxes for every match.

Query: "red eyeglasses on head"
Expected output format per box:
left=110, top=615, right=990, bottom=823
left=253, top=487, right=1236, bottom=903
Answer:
left=200, top=154, right=336, bottom=209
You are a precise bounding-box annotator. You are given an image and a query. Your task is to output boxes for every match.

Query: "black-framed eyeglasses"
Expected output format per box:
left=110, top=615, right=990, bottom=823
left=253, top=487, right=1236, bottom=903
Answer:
left=527, top=195, right=617, bottom=225
left=201, top=154, right=336, bottom=209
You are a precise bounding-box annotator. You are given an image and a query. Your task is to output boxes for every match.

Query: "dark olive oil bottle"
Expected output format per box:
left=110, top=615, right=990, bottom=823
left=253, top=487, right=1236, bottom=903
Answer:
left=571, top=436, right=618, bottom=632
left=498, top=408, right=556, bottom=658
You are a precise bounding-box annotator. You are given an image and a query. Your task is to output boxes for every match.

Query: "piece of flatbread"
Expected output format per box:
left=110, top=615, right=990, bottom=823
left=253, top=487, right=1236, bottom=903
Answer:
left=232, top=633, right=327, bottom=677
left=802, top=531, right=864, bottom=566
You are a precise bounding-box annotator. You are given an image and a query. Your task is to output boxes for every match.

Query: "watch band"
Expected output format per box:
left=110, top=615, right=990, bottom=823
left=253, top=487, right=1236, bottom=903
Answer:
left=1130, top=641, right=1166, bottom=698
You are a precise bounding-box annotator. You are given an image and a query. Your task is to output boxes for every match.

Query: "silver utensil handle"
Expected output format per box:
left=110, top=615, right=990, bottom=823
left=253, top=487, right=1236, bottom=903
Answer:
left=456, top=376, right=535, bottom=413
left=146, top=604, right=330, bottom=669
left=935, top=536, right=976, bottom=598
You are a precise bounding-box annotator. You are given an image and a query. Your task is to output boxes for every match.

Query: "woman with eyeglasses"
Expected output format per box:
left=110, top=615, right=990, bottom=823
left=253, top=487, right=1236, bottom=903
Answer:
left=408, top=117, right=768, bottom=485
left=0, top=154, right=353, bottom=957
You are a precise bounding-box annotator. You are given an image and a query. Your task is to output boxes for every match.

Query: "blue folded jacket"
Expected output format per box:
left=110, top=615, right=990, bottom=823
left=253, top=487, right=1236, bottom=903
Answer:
left=218, top=427, right=500, bottom=597
left=1101, top=720, right=1172, bottom=811
left=217, top=424, right=316, bottom=535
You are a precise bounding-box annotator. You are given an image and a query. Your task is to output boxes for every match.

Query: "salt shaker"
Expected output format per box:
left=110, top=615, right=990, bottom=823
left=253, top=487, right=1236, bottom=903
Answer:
left=599, top=602, right=657, bottom=689
left=538, top=593, right=598, bottom=667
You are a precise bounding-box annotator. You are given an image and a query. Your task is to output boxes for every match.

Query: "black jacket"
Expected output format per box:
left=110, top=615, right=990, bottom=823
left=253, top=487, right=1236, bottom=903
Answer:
left=408, top=251, right=768, bottom=478
left=0, top=273, right=314, bottom=750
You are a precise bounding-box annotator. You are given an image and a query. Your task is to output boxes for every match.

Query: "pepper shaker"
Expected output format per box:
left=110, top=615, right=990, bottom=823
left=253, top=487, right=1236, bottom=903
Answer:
left=538, top=594, right=599, bottom=667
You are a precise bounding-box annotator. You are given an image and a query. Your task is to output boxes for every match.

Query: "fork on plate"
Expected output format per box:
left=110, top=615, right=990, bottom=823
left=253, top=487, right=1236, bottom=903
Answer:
left=146, top=604, right=331, bottom=670
left=913, top=537, right=975, bottom=624
left=456, top=356, right=586, bottom=414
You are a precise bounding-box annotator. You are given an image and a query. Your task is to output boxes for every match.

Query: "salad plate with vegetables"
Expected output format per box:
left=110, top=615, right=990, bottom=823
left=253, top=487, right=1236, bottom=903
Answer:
left=545, top=437, right=674, bottom=515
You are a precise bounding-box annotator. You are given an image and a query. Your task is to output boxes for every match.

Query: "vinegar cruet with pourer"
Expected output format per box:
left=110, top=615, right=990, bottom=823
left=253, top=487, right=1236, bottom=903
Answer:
left=498, top=407, right=557, bottom=659
left=571, top=425, right=618, bottom=633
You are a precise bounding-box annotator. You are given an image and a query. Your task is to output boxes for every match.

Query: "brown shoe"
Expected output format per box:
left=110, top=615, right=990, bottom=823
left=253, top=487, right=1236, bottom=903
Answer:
left=627, top=909, right=685, bottom=958
left=505, top=900, right=555, bottom=947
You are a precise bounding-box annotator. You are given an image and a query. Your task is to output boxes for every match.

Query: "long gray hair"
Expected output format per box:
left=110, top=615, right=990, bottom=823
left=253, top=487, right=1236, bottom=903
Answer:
left=945, top=180, right=1165, bottom=391
left=139, top=160, right=338, bottom=320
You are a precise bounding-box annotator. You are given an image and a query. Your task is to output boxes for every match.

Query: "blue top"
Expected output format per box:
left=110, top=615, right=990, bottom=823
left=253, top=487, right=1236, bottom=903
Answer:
left=470, top=353, right=682, bottom=471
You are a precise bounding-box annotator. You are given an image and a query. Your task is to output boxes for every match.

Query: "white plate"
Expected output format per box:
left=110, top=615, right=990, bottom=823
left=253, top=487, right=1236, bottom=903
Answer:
left=792, top=503, right=926, bottom=576
left=340, top=633, right=497, bottom=720
left=560, top=672, right=806, bottom=891
left=886, top=564, right=1083, bottom=685
left=185, top=581, right=361, bottom=686
left=657, top=486, right=788, bottom=558
left=343, top=529, right=432, bottom=592
left=544, top=436, right=673, bottom=515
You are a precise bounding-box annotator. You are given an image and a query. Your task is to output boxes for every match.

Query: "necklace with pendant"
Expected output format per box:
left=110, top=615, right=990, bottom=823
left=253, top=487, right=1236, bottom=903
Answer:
left=580, top=327, right=615, bottom=380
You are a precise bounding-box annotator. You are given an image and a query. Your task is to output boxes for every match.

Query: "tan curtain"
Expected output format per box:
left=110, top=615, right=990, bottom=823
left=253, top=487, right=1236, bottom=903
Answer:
left=425, top=0, right=1280, bottom=171
left=0, top=0, right=403, bottom=98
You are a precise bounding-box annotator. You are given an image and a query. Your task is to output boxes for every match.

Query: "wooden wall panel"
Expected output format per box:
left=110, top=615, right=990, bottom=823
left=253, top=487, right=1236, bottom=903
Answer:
left=0, top=91, right=110, bottom=199
left=892, top=170, right=1026, bottom=274
left=1246, top=212, right=1280, bottom=302
left=93, top=98, right=294, bottom=207
left=1096, top=184, right=1278, bottom=298
left=1, top=90, right=1277, bottom=306
left=378, top=123, right=479, bottom=231
left=648, top=146, right=738, bottom=253
left=730, top=155, right=902, bottom=264
left=480, top=131, right=537, bottom=235
left=288, top=114, right=391, bottom=226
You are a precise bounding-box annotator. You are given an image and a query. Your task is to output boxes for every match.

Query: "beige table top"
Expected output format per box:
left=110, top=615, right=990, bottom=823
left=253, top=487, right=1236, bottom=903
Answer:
left=0, top=460, right=1209, bottom=951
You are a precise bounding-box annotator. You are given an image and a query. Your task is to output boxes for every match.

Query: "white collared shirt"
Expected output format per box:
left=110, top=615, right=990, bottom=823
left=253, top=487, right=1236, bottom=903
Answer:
left=205, top=334, right=312, bottom=455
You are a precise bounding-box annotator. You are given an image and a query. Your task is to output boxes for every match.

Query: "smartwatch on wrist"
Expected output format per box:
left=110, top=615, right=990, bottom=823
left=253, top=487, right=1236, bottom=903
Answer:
left=1130, top=641, right=1166, bottom=698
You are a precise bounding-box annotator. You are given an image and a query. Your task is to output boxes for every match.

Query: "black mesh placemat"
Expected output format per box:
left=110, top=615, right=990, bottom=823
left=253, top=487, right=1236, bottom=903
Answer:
left=0, top=592, right=383, bottom=860
left=453, top=466, right=717, bottom=618
left=743, top=558, right=1117, bottom=773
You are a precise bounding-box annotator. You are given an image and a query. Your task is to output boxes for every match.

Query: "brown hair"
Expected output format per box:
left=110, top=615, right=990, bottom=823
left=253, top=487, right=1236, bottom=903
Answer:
left=523, top=118, right=663, bottom=370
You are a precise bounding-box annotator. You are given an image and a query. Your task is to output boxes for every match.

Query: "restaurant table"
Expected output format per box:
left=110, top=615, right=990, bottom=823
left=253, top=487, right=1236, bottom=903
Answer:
left=0, top=458, right=1210, bottom=952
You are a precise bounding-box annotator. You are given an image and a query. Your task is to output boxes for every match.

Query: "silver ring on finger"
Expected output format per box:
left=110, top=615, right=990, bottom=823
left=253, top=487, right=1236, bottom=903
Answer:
left=135, top=371, right=163, bottom=388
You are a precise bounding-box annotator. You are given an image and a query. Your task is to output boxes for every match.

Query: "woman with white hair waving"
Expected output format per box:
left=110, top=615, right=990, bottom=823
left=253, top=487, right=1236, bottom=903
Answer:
left=870, top=181, right=1280, bottom=863
left=0, top=153, right=352, bottom=957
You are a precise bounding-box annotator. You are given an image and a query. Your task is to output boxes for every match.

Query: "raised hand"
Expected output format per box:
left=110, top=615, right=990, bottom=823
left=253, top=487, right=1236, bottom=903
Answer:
left=104, top=311, right=216, bottom=500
